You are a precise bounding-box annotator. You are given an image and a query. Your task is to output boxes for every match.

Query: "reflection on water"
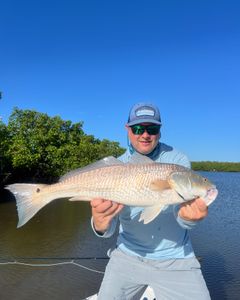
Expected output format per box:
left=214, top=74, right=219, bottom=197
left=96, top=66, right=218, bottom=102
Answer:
left=0, top=172, right=240, bottom=299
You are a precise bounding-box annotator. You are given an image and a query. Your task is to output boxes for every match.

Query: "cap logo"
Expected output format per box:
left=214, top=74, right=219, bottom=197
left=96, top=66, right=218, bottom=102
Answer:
left=136, top=108, right=155, bottom=117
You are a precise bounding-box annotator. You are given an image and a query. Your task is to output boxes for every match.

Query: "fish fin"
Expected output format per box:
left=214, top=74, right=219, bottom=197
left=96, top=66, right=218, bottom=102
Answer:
left=5, top=183, right=48, bottom=228
left=139, top=204, right=165, bottom=224
left=150, top=179, right=171, bottom=191
left=69, top=196, right=91, bottom=201
left=59, top=156, right=123, bottom=182
left=128, top=153, right=154, bottom=164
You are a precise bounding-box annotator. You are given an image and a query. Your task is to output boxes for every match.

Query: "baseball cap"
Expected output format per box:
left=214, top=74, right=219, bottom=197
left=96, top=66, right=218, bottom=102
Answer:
left=126, top=102, right=162, bottom=126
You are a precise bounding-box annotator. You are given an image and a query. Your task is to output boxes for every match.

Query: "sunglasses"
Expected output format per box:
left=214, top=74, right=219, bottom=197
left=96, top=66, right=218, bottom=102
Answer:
left=130, top=124, right=160, bottom=135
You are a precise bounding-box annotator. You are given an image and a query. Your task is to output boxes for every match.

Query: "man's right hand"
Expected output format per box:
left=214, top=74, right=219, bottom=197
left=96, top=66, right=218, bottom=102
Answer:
left=90, top=198, right=124, bottom=234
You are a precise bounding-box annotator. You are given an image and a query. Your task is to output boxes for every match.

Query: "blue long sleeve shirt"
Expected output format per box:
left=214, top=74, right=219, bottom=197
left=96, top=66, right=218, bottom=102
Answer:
left=92, top=142, right=198, bottom=259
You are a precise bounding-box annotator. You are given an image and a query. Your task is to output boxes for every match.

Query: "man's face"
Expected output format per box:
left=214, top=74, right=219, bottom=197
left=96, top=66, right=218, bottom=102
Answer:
left=127, top=122, right=160, bottom=155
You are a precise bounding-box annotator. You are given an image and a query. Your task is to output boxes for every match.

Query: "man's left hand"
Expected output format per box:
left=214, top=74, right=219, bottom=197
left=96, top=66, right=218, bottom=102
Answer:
left=178, top=198, right=208, bottom=221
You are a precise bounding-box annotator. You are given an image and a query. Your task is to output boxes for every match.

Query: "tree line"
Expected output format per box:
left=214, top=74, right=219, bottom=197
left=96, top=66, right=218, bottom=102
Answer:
left=0, top=108, right=239, bottom=186
left=191, top=161, right=240, bottom=172
left=0, top=107, right=125, bottom=184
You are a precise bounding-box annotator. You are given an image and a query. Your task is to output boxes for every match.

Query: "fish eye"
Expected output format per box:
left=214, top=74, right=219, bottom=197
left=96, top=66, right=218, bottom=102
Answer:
left=36, top=188, right=40, bottom=193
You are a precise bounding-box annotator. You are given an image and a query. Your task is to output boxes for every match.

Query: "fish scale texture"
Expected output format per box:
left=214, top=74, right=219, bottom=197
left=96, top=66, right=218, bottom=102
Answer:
left=44, top=163, right=187, bottom=206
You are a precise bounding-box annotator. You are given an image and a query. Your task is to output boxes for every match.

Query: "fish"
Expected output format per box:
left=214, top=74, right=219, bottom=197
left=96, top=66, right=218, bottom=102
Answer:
left=5, top=154, right=218, bottom=228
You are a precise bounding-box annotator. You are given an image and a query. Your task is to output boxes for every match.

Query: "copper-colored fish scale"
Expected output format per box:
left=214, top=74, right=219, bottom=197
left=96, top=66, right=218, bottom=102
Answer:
left=41, top=163, right=187, bottom=206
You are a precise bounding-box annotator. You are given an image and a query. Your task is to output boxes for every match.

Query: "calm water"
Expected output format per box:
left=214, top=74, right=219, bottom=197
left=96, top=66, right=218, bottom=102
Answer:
left=0, top=172, right=240, bottom=300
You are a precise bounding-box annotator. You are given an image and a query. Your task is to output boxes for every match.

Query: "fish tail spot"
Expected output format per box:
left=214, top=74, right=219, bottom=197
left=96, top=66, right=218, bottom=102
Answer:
left=36, top=188, right=41, bottom=193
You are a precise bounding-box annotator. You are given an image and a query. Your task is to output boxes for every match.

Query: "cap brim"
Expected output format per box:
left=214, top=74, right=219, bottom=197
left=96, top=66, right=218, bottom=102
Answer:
left=127, top=118, right=161, bottom=126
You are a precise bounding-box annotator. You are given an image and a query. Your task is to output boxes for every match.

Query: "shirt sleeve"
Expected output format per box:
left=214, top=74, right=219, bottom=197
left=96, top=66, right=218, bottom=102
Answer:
left=172, top=151, right=191, bottom=169
left=91, top=216, right=118, bottom=238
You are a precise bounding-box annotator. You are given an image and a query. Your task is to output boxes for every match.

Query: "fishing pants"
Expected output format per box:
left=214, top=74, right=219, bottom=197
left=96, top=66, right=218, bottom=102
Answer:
left=97, top=248, right=211, bottom=300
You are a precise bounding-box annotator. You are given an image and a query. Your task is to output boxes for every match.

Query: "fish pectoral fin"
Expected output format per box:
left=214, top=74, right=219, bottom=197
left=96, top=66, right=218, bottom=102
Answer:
left=139, top=204, right=165, bottom=224
left=149, top=179, right=171, bottom=191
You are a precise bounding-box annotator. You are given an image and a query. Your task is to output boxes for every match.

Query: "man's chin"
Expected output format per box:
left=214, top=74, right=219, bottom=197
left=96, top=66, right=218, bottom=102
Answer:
left=137, top=145, right=153, bottom=155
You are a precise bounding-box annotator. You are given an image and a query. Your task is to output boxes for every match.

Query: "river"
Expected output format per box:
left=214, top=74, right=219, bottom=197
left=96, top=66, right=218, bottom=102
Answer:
left=0, top=171, right=240, bottom=300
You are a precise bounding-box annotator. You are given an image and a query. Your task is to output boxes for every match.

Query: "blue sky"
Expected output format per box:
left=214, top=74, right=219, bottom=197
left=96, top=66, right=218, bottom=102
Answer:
left=0, top=0, right=239, bottom=162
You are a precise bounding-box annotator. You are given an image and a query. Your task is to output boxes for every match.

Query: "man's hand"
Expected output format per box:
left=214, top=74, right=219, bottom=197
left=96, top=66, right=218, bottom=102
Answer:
left=178, top=198, right=208, bottom=221
left=90, top=198, right=124, bottom=234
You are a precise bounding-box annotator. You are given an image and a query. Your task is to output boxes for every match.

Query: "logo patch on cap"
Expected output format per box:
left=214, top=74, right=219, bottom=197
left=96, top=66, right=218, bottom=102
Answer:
left=136, top=108, right=155, bottom=117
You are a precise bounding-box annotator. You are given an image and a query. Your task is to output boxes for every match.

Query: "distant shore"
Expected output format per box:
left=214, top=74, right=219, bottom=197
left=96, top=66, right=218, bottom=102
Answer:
left=191, top=161, right=240, bottom=172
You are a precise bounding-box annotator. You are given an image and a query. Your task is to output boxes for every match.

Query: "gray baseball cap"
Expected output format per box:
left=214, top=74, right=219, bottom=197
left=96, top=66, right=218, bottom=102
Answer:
left=126, top=102, right=162, bottom=126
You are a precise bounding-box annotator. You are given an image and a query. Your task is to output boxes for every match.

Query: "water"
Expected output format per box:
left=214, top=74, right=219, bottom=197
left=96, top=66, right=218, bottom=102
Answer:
left=190, top=172, right=240, bottom=300
left=0, top=172, right=240, bottom=300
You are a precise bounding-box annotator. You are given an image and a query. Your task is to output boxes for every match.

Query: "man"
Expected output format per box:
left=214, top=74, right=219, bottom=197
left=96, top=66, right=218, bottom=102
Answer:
left=90, top=102, right=210, bottom=299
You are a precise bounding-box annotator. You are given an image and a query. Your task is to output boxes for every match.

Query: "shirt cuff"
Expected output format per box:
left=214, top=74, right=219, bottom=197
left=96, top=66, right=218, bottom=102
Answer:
left=91, top=216, right=118, bottom=238
left=173, top=205, right=198, bottom=229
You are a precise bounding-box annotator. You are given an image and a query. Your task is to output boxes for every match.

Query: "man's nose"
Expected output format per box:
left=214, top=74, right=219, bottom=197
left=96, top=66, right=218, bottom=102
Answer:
left=141, top=130, right=151, bottom=137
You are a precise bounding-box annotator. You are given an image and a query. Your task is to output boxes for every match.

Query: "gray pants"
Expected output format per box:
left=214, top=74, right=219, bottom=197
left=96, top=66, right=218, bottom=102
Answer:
left=98, top=248, right=211, bottom=300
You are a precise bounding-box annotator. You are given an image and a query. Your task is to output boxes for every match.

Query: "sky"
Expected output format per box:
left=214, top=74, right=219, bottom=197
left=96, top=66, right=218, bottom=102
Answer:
left=0, top=0, right=240, bottom=162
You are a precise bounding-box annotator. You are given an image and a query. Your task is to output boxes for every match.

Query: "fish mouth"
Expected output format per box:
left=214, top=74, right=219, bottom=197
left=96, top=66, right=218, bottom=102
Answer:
left=204, top=188, right=218, bottom=206
left=175, top=187, right=218, bottom=205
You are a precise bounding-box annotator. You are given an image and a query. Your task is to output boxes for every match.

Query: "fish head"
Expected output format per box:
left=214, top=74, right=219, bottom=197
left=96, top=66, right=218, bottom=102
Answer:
left=169, top=170, right=218, bottom=205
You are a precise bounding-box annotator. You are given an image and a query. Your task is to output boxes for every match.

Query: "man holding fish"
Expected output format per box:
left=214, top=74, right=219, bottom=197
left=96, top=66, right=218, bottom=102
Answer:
left=6, top=102, right=217, bottom=299
left=91, top=102, right=212, bottom=299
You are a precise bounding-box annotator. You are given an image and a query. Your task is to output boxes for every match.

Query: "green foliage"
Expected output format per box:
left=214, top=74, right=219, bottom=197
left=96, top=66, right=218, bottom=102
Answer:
left=1, top=107, right=125, bottom=181
left=0, top=121, right=11, bottom=172
left=192, top=161, right=240, bottom=172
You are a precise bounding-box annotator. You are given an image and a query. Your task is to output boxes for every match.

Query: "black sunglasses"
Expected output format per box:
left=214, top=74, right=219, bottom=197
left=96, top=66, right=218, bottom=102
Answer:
left=130, top=124, right=160, bottom=135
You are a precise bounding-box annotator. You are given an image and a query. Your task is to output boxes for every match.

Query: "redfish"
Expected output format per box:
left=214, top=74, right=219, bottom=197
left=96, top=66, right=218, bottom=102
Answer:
left=6, top=154, right=218, bottom=228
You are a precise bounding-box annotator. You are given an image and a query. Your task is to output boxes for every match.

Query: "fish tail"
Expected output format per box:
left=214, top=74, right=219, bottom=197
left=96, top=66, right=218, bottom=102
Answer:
left=5, top=183, right=48, bottom=228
